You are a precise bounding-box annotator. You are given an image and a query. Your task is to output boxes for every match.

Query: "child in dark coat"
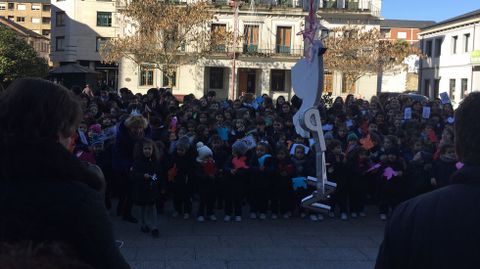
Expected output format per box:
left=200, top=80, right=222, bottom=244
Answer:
left=271, top=145, right=295, bottom=219
left=131, top=138, right=165, bottom=237
left=224, top=140, right=250, bottom=222
left=248, top=142, right=274, bottom=220
left=377, top=148, right=406, bottom=221
left=194, top=142, right=218, bottom=222
left=167, top=140, right=194, bottom=219
left=431, top=143, right=457, bottom=189
left=291, top=145, right=319, bottom=221
left=326, top=139, right=347, bottom=220
left=345, top=147, right=371, bottom=219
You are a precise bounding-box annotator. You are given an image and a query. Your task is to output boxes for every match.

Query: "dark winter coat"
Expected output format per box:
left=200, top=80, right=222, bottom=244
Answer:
left=131, top=157, right=165, bottom=205
left=0, top=140, right=130, bottom=269
left=112, top=120, right=151, bottom=173
left=431, top=155, right=457, bottom=188
left=249, top=154, right=275, bottom=189
left=272, top=158, right=296, bottom=191
left=405, top=160, right=432, bottom=198
left=375, top=165, right=480, bottom=269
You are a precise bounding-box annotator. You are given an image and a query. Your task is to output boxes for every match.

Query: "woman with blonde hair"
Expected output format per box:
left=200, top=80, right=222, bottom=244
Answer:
left=113, top=112, right=151, bottom=223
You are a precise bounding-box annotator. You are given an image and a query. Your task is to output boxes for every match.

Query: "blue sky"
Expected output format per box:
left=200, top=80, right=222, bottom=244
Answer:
left=382, top=0, right=480, bottom=22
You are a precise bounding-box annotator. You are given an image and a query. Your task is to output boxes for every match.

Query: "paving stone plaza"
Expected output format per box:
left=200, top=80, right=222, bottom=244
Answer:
left=114, top=204, right=383, bottom=269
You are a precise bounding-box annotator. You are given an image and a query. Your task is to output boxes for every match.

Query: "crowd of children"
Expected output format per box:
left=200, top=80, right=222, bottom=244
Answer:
left=73, top=86, right=460, bottom=237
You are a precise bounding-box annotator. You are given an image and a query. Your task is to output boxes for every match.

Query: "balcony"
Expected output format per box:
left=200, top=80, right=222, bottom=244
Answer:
left=243, top=44, right=258, bottom=53
left=228, top=46, right=303, bottom=57
left=276, top=45, right=290, bottom=54
left=208, top=0, right=303, bottom=8
left=320, top=0, right=380, bottom=17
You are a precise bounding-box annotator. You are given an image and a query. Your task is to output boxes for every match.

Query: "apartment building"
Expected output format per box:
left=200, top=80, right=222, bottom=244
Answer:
left=378, top=19, right=435, bottom=93
left=419, top=9, right=480, bottom=104
left=0, top=15, right=49, bottom=60
left=0, top=0, right=51, bottom=36
left=117, top=0, right=384, bottom=100
left=50, top=0, right=119, bottom=88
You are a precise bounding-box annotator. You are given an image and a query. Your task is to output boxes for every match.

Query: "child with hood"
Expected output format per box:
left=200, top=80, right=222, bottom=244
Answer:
left=194, top=142, right=218, bottom=222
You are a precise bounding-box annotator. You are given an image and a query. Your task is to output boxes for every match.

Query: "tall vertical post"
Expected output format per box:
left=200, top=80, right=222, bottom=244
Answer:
left=230, top=0, right=239, bottom=99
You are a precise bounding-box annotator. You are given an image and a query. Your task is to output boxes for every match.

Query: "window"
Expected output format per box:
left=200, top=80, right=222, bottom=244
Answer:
left=397, top=32, right=407, bottom=39
left=97, top=12, right=112, bottom=27
left=0, top=4, right=5, bottom=10
left=449, top=79, right=456, bottom=101
left=243, top=25, right=259, bottom=53
left=461, top=78, right=468, bottom=99
left=43, top=5, right=51, bottom=12
left=211, top=24, right=226, bottom=52
left=42, top=17, right=50, bottom=24
left=32, top=17, right=41, bottom=24
left=96, top=37, right=109, bottom=52
left=42, top=29, right=50, bottom=36
left=424, top=79, right=430, bottom=96
left=452, top=36, right=458, bottom=54
left=16, top=17, right=25, bottom=23
left=32, top=4, right=41, bottom=10
left=271, top=70, right=286, bottom=91
left=56, top=12, right=65, bottom=26
left=324, top=71, right=333, bottom=93
left=209, top=67, right=224, bottom=89
left=163, top=70, right=176, bottom=87
left=434, top=79, right=440, bottom=98
left=8, top=3, right=14, bottom=10
left=56, top=36, right=65, bottom=51
left=17, top=4, right=26, bottom=11
left=276, top=27, right=291, bottom=54
left=464, top=33, right=470, bottom=52
left=342, top=74, right=355, bottom=93
left=434, top=38, right=442, bottom=57
left=425, top=40, right=432, bottom=57
left=139, top=65, right=154, bottom=86
left=7, top=16, right=14, bottom=21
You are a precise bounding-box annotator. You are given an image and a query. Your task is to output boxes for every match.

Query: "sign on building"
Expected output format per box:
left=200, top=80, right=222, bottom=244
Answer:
left=471, top=50, right=480, bottom=65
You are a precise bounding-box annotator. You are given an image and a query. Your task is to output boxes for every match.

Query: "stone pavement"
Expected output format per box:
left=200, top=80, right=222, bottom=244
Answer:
left=113, top=205, right=384, bottom=269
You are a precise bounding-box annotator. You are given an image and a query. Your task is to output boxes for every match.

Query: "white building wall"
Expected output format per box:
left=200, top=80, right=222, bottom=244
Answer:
left=381, top=70, right=407, bottom=93
left=51, top=0, right=118, bottom=63
left=420, top=20, right=480, bottom=103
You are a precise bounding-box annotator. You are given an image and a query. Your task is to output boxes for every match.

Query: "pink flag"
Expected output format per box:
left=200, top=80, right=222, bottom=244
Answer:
left=383, top=167, right=398, bottom=181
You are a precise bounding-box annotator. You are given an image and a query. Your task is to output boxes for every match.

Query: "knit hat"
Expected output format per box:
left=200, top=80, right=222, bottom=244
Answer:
left=232, top=140, right=249, bottom=156
left=347, top=133, right=359, bottom=142
left=196, top=142, right=213, bottom=162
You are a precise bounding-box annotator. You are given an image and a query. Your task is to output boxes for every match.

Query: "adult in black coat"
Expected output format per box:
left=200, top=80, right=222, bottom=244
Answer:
left=375, top=92, right=480, bottom=269
left=112, top=114, right=151, bottom=222
left=0, top=78, right=130, bottom=269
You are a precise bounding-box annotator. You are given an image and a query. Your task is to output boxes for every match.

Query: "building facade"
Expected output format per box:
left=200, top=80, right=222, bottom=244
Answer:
left=0, top=15, right=49, bottom=60
left=419, top=9, right=480, bottom=104
left=50, top=0, right=119, bottom=89
left=117, top=0, right=384, bottom=100
left=0, top=0, right=51, bottom=36
left=379, top=19, right=435, bottom=93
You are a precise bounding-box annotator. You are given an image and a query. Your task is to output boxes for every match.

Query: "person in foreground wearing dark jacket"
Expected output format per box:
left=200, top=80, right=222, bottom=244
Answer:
left=375, top=92, right=480, bottom=269
left=0, top=78, right=130, bottom=269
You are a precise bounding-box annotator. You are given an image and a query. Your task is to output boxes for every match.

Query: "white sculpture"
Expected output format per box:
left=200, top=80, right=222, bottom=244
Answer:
left=292, top=21, right=334, bottom=213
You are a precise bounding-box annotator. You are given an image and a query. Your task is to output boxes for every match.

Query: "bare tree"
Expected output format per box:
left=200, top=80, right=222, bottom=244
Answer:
left=323, top=26, right=414, bottom=94
left=100, top=0, right=234, bottom=86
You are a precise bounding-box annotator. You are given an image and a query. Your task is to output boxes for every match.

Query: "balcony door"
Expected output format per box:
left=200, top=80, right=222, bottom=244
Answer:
left=276, top=26, right=291, bottom=54
left=211, top=24, right=227, bottom=52
left=244, top=25, right=259, bottom=53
